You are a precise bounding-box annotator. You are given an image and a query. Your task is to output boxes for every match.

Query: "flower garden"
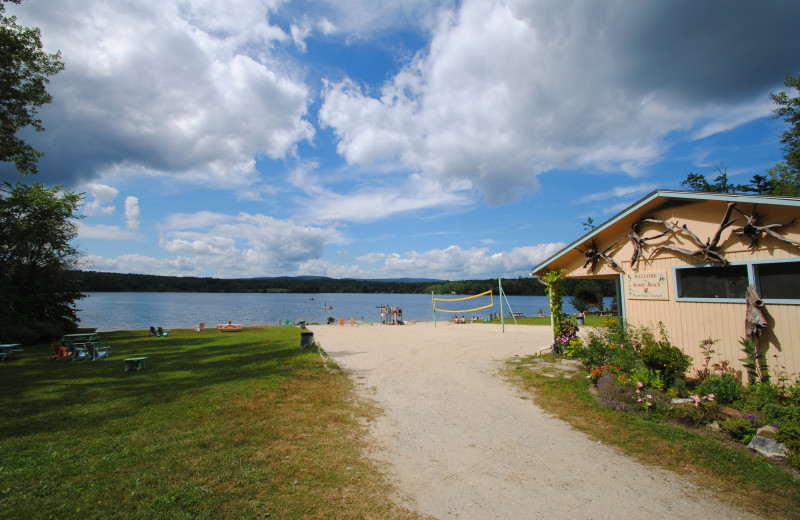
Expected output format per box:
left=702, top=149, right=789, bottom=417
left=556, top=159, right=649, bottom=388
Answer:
left=564, top=317, right=800, bottom=470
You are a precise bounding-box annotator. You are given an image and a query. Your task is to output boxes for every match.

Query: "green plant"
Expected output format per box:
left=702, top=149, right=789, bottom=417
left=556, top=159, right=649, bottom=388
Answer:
left=697, top=374, right=743, bottom=405
left=638, top=326, right=692, bottom=388
left=695, top=337, right=718, bottom=381
left=739, top=337, right=770, bottom=384
left=719, top=417, right=758, bottom=444
left=563, top=337, right=584, bottom=358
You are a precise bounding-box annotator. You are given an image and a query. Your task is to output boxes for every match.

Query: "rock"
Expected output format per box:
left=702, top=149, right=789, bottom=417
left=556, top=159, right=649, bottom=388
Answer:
left=671, top=398, right=694, bottom=405
left=748, top=436, right=787, bottom=458
left=708, top=421, right=720, bottom=431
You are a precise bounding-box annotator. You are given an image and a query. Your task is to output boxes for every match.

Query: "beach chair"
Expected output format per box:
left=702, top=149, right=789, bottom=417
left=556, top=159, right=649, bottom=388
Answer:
left=349, top=318, right=355, bottom=327
left=338, top=318, right=345, bottom=326
left=49, top=342, right=63, bottom=361
left=87, top=343, right=110, bottom=360
left=156, top=327, right=169, bottom=337
left=195, top=322, right=205, bottom=332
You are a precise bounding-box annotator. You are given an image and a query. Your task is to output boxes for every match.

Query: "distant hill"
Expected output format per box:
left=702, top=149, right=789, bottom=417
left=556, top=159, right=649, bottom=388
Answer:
left=74, top=270, right=615, bottom=297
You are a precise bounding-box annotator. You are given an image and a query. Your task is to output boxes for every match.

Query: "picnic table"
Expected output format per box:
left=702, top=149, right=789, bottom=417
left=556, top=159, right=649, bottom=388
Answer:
left=124, top=357, right=148, bottom=372
left=0, top=344, right=23, bottom=361
left=60, top=333, right=109, bottom=361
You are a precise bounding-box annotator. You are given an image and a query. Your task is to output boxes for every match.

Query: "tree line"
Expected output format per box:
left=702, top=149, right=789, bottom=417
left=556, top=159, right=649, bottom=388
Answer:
left=75, top=270, right=618, bottom=298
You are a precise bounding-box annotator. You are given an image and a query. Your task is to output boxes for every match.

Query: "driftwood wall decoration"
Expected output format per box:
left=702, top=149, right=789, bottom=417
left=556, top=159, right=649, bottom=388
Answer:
left=648, top=202, right=737, bottom=266
left=576, top=200, right=798, bottom=274
left=732, top=203, right=800, bottom=249
left=745, top=284, right=767, bottom=339
left=626, top=218, right=674, bottom=268
left=576, top=238, right=624, bottom=273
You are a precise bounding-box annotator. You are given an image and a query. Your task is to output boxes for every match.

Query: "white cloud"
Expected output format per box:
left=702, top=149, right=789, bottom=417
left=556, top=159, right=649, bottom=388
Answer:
left=83, top=183, right=119, bottom=216
left=76, top=222, right=141, bottom=240
left=572, top=183, right=659, bottom=205
left=9, top=0, right=314, bottom=186
left=319, top=0, right=785, bottom=205
left=355, top=242, right=564, bottom=279
left=124, top=196, right=140, bottom=229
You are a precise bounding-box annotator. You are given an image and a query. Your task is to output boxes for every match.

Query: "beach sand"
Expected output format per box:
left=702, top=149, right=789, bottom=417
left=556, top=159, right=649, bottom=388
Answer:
left=310, top=321, right=757, bottom=520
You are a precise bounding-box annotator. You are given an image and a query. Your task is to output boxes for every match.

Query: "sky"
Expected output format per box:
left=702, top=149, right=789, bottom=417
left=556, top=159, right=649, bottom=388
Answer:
left=2, top=0, right=799, bottom=280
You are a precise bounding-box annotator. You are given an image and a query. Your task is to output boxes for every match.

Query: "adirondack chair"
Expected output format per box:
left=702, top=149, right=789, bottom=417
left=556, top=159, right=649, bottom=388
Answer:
left=49, top=342, right=64, bottom=361
left=87, top=343, right=110, bottom=360
left=156, top=327, right=169, bottom=337
left=50, top=342, right=72, bottom=361
left=71, top=345, right=89, bottom=361
left=194, top=322, right=205, bottom=332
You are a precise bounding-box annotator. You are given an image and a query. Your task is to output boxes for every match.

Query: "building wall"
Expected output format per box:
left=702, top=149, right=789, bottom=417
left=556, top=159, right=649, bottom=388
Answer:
left=557, top=199, right=800, bottom=379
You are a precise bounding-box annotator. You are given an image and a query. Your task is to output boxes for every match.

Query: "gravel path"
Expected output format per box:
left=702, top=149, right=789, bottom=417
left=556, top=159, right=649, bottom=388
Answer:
left=310, top=321, right=758, bottom=520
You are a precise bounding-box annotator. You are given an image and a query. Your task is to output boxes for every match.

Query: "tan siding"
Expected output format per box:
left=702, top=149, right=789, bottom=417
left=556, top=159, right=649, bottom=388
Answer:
left=556, top=197, right=800, bottom=380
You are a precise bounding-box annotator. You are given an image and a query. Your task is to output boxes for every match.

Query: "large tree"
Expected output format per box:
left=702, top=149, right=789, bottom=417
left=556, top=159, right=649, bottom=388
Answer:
left=0, top=182, right=84, bottom=342
left=768, top=72, right=800, bottom=195
left=1, top=0, right=64, bottom=175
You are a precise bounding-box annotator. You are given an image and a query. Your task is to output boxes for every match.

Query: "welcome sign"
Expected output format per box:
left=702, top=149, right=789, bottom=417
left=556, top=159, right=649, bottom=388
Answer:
left=627, top=272, right=669, bottom=300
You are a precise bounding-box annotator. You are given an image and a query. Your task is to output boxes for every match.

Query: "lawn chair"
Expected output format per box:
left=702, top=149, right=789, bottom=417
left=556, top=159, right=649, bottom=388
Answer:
left=87, top=343, right=110, bottom=360
left=338, top=318, right=345, bottom=326
left=71, top=345, right=89, bottom=361
left=50, top=342, right=72, bottom=361
left=349, top=318, right=355, bottom=327
left=194, top=322, right=205, bottom=332
left=49, top=342, right=64, bottom=361
left=156, top=327, right=169, bottom=337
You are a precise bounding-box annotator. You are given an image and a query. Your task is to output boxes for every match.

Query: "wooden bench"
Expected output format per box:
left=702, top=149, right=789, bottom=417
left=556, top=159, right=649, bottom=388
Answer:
left=217, top=323, right=242, bottom=332
left=124, top=357, right=148, bottom=372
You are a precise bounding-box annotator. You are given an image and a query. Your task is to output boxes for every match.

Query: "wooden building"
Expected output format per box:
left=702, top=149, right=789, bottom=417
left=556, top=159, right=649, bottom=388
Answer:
left=531, top=190, right=800, bottom=378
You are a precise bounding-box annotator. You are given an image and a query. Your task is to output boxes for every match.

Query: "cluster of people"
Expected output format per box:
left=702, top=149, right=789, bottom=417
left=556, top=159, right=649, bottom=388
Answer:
left=452, top=314, right=500, bottom=323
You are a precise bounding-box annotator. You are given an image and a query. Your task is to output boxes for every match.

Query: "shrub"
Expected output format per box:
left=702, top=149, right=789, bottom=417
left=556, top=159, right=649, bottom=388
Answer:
left=697, top=374, right=743, bottom=405
left=637, top=326, right=691, bottom=387
left=719, top=417, right=758, bottom=443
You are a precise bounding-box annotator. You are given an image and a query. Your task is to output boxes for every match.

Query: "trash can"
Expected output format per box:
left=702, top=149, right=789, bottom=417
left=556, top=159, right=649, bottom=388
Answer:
left=576, top=315, right=585, bottom=326
left=300, top=331, right=314, bottom=349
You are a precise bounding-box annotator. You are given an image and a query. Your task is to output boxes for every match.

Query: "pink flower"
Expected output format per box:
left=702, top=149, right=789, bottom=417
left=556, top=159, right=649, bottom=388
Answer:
left=707, top=394, right=715, bottom=400
left=637, top=381, right=644, bottom=388
left=637, top=398, right=642, bottom=402
left=647, top=394, right=652, bottom=399
left=647, top=402, right=652, bottom=407
left=636, top=389, right=640, bottom=394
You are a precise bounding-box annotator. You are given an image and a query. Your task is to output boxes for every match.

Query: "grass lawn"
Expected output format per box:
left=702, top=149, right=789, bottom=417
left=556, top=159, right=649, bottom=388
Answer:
left=485, top=314, right=611, bottom=327
left=504, top=355, right=800, bottom=519
left=0, top=327, right=425, bottom=520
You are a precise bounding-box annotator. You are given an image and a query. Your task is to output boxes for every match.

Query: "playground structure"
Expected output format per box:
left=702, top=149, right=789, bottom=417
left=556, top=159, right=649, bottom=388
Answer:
left=378, top=304, right=404, bottom=324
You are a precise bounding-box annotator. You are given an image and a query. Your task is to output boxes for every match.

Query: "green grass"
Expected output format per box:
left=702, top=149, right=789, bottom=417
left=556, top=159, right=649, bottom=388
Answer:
left=485, top=314, right=612, bottom=327
left=0, top=328, right=426, bottom=520
left=504, top=355, right=800, bottom=519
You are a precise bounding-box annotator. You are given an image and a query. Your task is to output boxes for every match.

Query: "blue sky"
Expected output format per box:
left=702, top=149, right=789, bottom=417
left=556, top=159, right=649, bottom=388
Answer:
left=2, top=0, right=799, bottom=280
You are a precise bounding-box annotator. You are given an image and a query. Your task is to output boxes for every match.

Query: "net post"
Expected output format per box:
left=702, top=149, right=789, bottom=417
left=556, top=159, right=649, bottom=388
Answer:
left=499, top=278, right=504, bottom=333
left=431, top=291, right=436, bottom=328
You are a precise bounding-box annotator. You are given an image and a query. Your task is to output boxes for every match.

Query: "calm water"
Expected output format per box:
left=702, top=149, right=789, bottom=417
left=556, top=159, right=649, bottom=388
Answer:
left=77, top=292, right=611, bottom=331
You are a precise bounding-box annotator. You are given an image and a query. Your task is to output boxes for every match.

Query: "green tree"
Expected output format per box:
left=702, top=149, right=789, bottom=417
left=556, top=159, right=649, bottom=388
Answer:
left=0, top=182, right=84, bottom=342
left=569, top=279, right=603, bottom=313
left=768, top=72, right=800, bottom=195
left=1, top=0, right=65, bottom=175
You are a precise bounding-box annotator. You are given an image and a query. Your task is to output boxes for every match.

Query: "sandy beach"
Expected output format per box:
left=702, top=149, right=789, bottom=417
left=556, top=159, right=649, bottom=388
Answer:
left=310, top=321, right=758, bottom=520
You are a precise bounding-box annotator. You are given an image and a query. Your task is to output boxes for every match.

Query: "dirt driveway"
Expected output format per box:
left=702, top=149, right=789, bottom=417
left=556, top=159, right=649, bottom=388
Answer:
left=310, top=322, right=757, bottom=520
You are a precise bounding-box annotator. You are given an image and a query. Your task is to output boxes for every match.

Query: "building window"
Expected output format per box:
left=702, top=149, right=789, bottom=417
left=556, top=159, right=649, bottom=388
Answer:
left=757, top=261, right=800, bottom=300
left=676, top=265, right=749, bottom=299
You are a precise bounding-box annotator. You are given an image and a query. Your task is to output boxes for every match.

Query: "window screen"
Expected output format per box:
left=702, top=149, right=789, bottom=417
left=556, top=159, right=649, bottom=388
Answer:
left=677, top=265, right=748, bottom=299
left=757, top=262, right=800, bottom=300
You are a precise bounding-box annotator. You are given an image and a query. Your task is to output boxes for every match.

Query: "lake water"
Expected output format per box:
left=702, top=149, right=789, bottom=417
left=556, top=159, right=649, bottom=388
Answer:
left=77, top=292, right=612, bottom=331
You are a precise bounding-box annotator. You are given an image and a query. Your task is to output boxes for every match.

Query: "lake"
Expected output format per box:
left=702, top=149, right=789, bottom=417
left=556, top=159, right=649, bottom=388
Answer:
left=77, top=292, right=612, bottom=331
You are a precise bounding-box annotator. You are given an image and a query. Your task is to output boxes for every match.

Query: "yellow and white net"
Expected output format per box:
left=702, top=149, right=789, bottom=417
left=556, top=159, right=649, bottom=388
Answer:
left=433, top=289, right=494, bottom=314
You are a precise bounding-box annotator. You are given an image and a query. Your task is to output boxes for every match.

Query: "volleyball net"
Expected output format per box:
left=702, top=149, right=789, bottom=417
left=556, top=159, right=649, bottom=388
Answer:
left=432, top=289, right=494, bottom=314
